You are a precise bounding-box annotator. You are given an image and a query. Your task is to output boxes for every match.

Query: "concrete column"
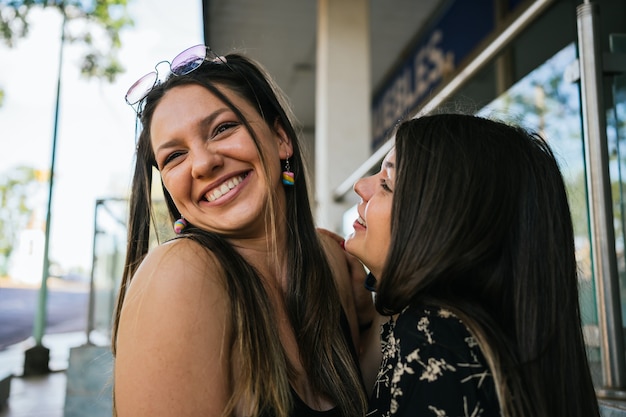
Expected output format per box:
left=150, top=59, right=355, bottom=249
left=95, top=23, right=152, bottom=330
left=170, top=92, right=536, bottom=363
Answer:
left=315, top=0, right=371, bottom=232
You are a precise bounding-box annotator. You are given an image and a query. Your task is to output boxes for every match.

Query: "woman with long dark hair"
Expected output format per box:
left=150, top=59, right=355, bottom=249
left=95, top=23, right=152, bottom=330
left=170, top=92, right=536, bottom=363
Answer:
left=345, top=113, right=600, bottom=417
left=112, top=45, right=368, bottom=417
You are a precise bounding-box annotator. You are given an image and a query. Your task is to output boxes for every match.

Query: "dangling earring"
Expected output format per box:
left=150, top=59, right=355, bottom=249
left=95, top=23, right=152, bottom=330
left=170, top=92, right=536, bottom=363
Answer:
left=173, top=216, right=187, bottom=234
left=282, top=155, right=295, bottom=186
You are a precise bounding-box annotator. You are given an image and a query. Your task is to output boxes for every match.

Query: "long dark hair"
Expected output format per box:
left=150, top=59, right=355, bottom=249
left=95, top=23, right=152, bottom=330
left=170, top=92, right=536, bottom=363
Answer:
left=377, top=113, right=599, bottom=417
left=112, top=53, right=367, bottom=417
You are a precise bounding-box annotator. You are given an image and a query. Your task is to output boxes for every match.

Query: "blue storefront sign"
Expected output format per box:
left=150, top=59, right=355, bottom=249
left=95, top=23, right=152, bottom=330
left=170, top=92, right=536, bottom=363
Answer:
left=371, top=0, right=528, bottom=149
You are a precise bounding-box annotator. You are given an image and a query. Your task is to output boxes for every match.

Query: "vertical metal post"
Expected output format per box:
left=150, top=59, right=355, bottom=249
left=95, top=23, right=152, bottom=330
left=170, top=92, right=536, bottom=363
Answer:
left=577, top=1, right=626, bottom=396
left=86, top=200, right=102, bottom=345
left=23, top=7, right=66, bottom=376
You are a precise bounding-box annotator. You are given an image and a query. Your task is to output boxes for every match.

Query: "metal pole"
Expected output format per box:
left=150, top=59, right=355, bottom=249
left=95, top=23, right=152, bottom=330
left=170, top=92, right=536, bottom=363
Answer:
left=86, top=200, right=102, bottom=345
left=23, top=7, right=66, bottom=376
left=577, top=1, right=626, bottom=397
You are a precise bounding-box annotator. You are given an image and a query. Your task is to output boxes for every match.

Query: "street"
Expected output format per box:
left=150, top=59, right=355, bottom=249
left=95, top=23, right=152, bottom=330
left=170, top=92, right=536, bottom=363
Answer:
left=0, top=281, right=88, bottom=350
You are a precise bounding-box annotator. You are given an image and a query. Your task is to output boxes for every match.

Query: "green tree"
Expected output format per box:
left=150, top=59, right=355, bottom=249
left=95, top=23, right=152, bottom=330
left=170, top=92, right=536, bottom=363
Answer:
left=0, top=0, right=133, bottom=105
left=0, top=166, right=46, bottom=275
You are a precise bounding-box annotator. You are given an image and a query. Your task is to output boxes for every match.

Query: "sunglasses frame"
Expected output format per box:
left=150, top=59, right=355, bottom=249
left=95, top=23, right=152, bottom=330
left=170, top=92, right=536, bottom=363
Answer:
left=125, top=44, right=225, bottom=108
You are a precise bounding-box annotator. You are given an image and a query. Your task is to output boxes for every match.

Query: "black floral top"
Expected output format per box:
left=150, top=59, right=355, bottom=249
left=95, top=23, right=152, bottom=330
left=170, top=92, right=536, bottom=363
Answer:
left=367, top=305, right=501, bottom=417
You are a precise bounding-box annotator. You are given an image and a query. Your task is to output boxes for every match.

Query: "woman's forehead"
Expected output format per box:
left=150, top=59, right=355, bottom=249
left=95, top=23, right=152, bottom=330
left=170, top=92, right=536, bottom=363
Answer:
left=383, top=148, right=396, bottom=164
left=382, top=148, right=396, bottom=178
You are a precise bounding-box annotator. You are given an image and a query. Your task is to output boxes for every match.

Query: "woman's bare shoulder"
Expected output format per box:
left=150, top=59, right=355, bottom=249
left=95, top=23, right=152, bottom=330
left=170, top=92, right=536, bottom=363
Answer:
left=120, top=238, right=226, bottom=308
left=140, top=237, right=224, bottom=278
left=114, top=237, right=232, bottom=416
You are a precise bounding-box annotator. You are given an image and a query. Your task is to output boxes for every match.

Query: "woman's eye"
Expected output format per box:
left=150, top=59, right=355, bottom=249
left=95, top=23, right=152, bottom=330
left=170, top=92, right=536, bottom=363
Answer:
left=213, top=122, right=238, bottom=138
left=380, top=180, right=393, bottom=192
left=162, top=150, right=185, bottom=166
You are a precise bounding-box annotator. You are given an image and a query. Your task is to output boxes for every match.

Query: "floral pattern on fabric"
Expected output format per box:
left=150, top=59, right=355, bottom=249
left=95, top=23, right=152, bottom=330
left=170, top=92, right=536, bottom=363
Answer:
left=367, top=305, right=501, bottom=417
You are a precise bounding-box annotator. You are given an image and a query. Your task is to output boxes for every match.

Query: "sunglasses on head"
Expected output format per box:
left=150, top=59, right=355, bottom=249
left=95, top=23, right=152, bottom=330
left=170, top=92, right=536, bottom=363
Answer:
left=125, top=44, right=227, bottom=107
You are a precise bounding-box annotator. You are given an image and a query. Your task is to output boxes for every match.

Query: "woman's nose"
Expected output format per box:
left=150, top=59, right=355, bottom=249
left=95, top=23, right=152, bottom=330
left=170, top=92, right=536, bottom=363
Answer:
left=190, top=144, right=222, bottom=179
left=354, top=175, right=374, bottom=201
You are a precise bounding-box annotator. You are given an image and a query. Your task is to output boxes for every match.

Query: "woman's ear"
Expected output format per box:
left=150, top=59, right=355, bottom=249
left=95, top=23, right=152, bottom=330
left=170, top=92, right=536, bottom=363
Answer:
left=274, top=119, right=293, bottom=158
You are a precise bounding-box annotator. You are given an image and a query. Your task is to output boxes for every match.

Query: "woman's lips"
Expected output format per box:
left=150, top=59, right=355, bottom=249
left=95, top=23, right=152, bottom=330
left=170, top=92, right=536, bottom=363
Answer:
left=204, top=173, right=248, bottom=202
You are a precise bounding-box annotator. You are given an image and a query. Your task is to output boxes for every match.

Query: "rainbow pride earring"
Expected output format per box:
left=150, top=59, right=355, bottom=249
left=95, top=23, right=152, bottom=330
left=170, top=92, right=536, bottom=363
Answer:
left=173, top=216, right=187, bottom=234
left=282, top=156, right=295, bottom=186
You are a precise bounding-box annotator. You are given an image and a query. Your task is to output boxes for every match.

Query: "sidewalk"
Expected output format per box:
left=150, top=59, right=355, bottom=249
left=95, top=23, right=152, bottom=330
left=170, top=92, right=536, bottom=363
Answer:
left=0, top=332, right=97, bottom=417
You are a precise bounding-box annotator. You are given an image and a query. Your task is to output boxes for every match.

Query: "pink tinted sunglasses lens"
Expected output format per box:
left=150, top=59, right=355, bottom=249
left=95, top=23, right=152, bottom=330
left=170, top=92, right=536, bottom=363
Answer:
left=125, top=71, right=158, bottom=105
left=171, top=45, right=207, bottom=75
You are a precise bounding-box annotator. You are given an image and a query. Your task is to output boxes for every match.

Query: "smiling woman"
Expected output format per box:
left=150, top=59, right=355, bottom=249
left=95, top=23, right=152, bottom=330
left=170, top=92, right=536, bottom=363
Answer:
left=150, top=83, right=287, bottom=234
left=111, top=46, right=370, bottom=417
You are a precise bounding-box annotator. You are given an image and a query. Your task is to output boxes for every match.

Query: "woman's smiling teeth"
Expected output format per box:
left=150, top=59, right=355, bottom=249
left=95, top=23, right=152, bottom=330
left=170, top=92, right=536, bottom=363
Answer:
left=356, top=216, right=366, bottom=226
left=205, top=174, right=246, bottom=202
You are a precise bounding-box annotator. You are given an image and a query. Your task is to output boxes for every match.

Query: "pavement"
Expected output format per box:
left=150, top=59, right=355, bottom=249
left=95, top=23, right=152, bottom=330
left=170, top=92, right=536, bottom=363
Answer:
left=0, top=276, right=113, bottom=417
left=0, top=331, right=112, bottom=417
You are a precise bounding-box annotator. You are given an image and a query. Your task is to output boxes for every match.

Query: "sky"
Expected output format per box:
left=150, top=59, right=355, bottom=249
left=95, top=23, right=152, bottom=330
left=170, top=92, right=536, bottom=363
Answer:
left=0, top=0, right=204, bottom=275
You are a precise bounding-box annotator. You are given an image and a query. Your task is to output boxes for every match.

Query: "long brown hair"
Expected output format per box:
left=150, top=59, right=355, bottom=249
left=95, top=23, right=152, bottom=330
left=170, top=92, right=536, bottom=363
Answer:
left=112, top=53, right=367, bottom=417
left=378, top=114, right=600, bottom=417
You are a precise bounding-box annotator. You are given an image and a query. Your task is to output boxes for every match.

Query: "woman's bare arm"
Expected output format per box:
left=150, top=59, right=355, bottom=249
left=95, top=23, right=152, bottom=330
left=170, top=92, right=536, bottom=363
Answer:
left=114, top=239, right=232, bottom=416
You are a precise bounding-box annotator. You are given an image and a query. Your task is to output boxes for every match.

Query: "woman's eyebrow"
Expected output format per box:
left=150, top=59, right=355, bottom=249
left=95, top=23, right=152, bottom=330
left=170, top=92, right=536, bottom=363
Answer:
left=199, top=107, right=230, bottom=131
left=155, top=107, right=230, bottom=152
